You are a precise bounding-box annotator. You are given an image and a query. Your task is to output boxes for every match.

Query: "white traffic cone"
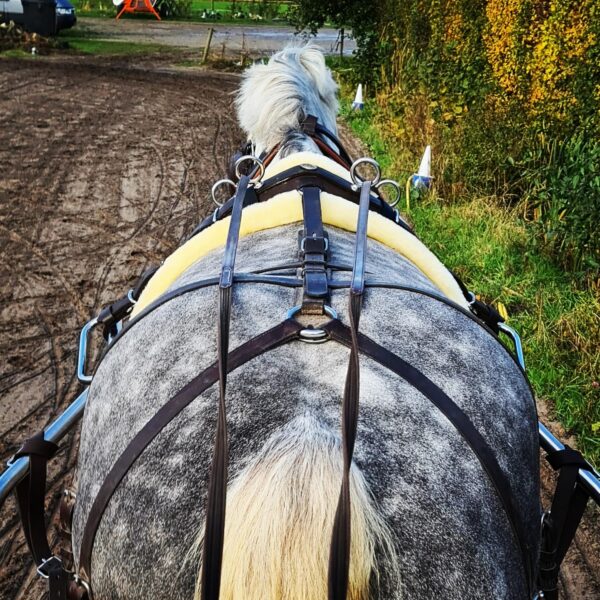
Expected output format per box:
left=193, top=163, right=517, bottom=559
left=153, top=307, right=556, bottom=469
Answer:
left=412, top=145, right=432, bottom=189
left=352, top=84, right=364, bottom=110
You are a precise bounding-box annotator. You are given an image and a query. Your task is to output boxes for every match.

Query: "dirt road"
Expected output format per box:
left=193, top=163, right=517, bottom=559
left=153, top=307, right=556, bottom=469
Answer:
left=0, top=55, right=598, bottom=599
left=75, top=17, right=356, bottom=57
left=0, top=54, right=244, bottom=599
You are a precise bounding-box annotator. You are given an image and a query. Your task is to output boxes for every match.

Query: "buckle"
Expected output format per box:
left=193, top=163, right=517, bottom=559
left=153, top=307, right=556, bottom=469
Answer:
left=36, top=555, right=62, bottom=579
left=300, top=236, right=328, bottom=254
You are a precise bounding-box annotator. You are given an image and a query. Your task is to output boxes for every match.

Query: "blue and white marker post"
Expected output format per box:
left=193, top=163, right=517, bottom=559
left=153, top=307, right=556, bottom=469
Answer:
left=405, top=145, right=432, bottom=213
left=352, top=84, right=364, bottom=110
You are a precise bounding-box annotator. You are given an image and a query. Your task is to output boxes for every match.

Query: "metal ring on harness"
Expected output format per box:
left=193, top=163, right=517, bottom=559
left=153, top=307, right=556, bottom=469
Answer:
left=72, top=573, right=92, bottom=597
left=211, top=178, right=236, bottom=207
left=376, top=178, right=401, bottom=207
left=350, top=157, right=381, bottom=187
left=286, top=304, right=337, bottom=343
left=235, top=155, right=265, bottom=184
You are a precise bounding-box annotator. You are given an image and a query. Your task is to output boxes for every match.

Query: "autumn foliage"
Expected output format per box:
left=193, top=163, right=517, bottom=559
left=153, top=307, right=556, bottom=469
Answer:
left=336, top=0, right=599, bottom=275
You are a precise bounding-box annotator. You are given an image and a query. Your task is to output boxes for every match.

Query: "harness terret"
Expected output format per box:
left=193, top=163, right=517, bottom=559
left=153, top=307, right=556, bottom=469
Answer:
left=4, top=119, right=600, bottom=600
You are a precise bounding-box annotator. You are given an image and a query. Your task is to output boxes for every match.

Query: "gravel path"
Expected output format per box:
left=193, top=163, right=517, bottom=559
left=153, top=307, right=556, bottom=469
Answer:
left=74, top=17, right=356, bottom=57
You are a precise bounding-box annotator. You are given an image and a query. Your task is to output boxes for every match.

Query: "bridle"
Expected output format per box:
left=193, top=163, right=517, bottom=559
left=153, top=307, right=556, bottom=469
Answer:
left=231, top=115, right=354, bottom=178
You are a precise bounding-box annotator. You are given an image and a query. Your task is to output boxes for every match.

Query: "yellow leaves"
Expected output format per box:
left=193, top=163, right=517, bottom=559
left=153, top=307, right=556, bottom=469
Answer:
left=483, top=0, right=599, bottom=123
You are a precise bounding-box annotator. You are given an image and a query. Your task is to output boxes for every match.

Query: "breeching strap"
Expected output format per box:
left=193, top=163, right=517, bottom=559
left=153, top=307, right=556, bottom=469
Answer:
left=328, top=180, right=371, bottom=600
left=322, top=319, right=534, bottom=596
left=201, top=173, right=250, bottom=600
left=77, top=318, right=304, bottom=585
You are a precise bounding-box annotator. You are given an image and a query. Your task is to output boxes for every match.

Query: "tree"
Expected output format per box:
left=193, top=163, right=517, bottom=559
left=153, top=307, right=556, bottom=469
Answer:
left=291, top=0, right=382, bottom=81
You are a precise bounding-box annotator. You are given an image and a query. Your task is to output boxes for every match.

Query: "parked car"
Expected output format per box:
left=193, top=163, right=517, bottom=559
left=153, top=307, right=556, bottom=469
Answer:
left=0, top=0, right=76, bottom=32
left=55, top=0, right=76, bottom=29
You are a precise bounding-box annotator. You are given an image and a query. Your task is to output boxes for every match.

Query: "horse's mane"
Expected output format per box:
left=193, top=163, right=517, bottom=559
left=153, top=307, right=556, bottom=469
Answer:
left=235, top=45, right=339, bottom=157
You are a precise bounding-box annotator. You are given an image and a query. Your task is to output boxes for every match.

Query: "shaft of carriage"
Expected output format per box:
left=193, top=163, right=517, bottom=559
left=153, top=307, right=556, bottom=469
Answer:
left=1, top=387, right=599, bottom=509
left=538, top=421, right=600, bottom=501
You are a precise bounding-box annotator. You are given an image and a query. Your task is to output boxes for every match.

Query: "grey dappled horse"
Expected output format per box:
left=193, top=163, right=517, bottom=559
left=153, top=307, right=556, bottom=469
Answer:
left=72, top=46, right=541, bottom=599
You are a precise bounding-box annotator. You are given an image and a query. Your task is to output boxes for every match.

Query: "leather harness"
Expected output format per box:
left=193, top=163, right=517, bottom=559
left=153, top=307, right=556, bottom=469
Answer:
left=11, top=119, right=594, bottom=600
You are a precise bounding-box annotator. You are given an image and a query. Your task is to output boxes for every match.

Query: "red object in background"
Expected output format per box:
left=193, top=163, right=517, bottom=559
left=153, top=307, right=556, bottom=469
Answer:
left=116, top=0, right=160, bottom=21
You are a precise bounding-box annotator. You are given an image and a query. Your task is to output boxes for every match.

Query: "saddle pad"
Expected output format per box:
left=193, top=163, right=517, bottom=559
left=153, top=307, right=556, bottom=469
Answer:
left=131, top=152, right=468, bottom=316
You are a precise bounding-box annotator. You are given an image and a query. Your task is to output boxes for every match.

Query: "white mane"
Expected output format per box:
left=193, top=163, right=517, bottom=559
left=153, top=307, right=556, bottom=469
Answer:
left=235, top=45, right=339, bottom=158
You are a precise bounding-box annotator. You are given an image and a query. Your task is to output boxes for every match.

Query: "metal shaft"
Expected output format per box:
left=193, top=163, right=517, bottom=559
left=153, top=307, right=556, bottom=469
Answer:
left=0, top=388, right=89, bottom=508
left=539, top=421, right=600, bottom=504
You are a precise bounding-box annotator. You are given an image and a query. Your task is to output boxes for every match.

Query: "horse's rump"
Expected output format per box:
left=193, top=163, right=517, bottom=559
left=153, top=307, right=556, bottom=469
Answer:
left=72, top=211, right=540, bottom=598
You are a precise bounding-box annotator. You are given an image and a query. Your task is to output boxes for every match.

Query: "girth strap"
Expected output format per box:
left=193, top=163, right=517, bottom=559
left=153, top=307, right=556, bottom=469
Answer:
left=328, top=180, right=371, bottom=600
left=201, top=172, right=250, bottom=600
left=539, top=446, right=591, bottom=600
left=300, top=186, right=329, bottom=314
left=77, top=318, right=303, bottom=585
left=322, top=319, right=534, bottom=596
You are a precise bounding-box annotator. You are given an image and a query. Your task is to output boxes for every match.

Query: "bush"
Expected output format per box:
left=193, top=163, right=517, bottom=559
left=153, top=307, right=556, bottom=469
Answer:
left=520, top=130, right=600, bottom=274
left=326, top=0, right=600, bottom=278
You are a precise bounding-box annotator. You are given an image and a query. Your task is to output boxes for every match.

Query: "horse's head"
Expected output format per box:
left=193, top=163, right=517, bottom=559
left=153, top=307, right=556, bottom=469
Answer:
left=234, top=45, right=339, bottom=164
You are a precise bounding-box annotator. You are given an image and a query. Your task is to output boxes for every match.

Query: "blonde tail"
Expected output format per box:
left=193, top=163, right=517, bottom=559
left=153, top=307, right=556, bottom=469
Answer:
left=192, top=414, right=398, bottom=600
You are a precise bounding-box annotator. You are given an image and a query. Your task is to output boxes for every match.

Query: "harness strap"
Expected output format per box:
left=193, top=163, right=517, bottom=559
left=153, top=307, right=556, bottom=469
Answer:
left=539, top=446, right=591, bottom=599
left=13, top=432, right=77, bottom=599
left=97, top=267, right=159, bottom=340
left=188, top=166, right=413, bottom=241
left=300, top=186, right=329, bottom=314
left=328, top=180, right=371, bottom=600
left=322, top=318, right=535, bottom=596
left=201, top=173, right=250, bottom=600
left=300, top=115, right=353, bottom=169
left=77, top=318, right=303, bottom=585
left=450, top=270, right=504, bottom=334
left=14, top=432, right=58, bottom=563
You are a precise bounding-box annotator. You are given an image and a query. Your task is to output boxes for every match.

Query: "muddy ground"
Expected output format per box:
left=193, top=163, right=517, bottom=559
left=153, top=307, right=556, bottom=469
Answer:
left=0, top=56, right=598, bottom=599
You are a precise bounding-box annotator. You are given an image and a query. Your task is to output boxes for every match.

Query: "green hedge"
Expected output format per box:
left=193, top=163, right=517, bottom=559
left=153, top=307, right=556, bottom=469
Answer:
left=330, top=0, right=600, bottom=278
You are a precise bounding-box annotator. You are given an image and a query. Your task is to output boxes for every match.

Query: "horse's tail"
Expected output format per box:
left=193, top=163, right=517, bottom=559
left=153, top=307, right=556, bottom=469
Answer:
left=192, top=414, right=398, bottom=600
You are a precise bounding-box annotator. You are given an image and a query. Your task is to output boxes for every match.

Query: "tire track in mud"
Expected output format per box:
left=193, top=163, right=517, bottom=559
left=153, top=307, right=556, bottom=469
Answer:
left=0, top=56, right=241, bottom=600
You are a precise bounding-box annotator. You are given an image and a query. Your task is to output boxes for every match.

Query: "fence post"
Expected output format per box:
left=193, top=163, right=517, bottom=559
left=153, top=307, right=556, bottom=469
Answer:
left=202, top=27, right=214, bottom=64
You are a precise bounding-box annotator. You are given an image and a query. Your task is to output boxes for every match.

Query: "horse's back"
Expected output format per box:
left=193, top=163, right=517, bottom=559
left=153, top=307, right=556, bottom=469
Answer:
left=72, top=224, right=540, bottom=599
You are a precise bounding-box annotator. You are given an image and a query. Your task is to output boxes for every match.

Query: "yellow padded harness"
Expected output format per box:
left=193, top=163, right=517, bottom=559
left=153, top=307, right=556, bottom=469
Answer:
left=132, top=152, right=468, bottom=316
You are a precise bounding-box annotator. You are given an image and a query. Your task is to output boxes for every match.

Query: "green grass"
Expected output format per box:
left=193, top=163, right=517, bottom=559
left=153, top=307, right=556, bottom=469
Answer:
left=68, top=37, right=167, bottom=53
left=59, top=27, right=177, bottom=54
left=0, top=48, right=34, bottom=58
left=341, top=99, right=600, bottom=468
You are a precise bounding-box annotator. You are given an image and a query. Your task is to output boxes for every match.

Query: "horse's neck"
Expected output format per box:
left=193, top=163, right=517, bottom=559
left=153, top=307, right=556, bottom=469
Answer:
left=258, top=134, right=321, bottom=163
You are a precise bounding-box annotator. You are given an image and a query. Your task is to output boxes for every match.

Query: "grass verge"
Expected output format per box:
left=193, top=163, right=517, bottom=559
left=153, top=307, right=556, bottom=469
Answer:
left=70, top=0, right=291, bottom=23
left=341, top=99, right=600, bottom=468
left=59, top=27, right=177, bottom=54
